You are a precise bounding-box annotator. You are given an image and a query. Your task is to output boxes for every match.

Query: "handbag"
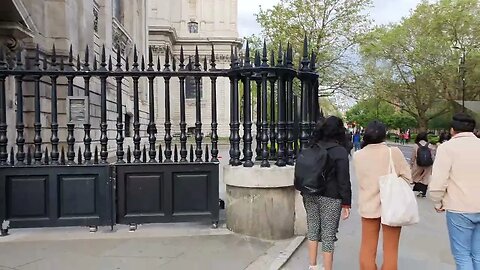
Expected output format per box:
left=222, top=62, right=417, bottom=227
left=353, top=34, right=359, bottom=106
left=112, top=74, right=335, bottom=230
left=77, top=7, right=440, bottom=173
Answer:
left=379, top=148, right=420, bottom=226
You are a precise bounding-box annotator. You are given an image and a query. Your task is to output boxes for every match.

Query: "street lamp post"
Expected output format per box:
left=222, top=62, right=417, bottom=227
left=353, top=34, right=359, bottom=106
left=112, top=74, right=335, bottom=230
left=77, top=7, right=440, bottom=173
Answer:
left=452, top=43, right=466, bottom=112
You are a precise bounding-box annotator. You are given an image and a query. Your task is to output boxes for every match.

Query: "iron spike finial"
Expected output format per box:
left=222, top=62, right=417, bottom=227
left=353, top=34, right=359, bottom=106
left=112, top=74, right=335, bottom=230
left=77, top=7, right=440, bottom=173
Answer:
left=148, top=46, right=154, bottom=70
left=59, top=57, right=65, bottom=71
left=310, top=51, right=316, bottom=71
left=34, top=44, right=41, bottom=70
left=100, top=45, right=107, bottom=69
left=233, top=47, right=239, bottom=69
left=108, top=55, right=113, bottom=71
left=51, top=44, right=57, bottom=66
left=230, top=46, right=234, bottom=68
left=157, top=55, right=161, bottom=71
left=76, top=54, right=81, bottom=70
left=141, top=55, right=146, bottom=71
left=125, top=55, right=129, bottom=71
left=172, top=57, right=176, bottom=71
left=93, top=55, right=98, bottom=70
left=68, top=45, right=73, bottom=66
left=277, top=44, right=283, bottom=66
left=84, top=45, right=90, bottom=70
left=210, top=44, right=216, bottom=70
left=15, top=50, right=23, bottom=70
left=261, top=39, right=268, bottom=66
left=270, top=49, right=275, bottom=67
left=203, top=56, right=208, bottom=71
left=116, top=45, right=122, bottom=70
left=0, top=46, right=6, bottom=70
left=179, top=46, right=185, bottom=70
left=164, top=46, right=170, bottom=71
left=133, top=44, right=139, bottom=70
left=287, top=43, right=293, bottom=68
left=254, top=51, right=261, bottom=67
left=78, top=147, right=83, bottom=164
left=303, top=34, right=308, bottom=58
left=194, top=46, right=200, bottom=71
left=188, top=56, right=193, bottom=71
left=244, top=40, right=251, bottom=67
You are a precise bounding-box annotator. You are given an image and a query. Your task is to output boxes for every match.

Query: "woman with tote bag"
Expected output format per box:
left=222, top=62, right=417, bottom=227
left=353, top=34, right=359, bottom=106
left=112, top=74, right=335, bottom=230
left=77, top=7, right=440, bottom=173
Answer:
left=353, top=121, right=415, bottom=270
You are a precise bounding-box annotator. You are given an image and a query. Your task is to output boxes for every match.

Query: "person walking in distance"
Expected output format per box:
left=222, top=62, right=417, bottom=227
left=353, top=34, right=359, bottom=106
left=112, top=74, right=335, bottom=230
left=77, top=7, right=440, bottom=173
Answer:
left=294, top=116, right=352, bottom=270
left=411, top=132, right=435, bottom=198
left=428, top=113, right=480, bottom=270
left=353, top=121, right=412, bottom=270
left=353, top=131, right=362, bottom=151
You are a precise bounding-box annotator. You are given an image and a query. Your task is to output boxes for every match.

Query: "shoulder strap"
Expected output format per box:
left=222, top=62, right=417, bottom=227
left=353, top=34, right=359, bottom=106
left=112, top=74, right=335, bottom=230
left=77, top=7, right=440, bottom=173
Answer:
left=388, top=148, right=397, bottom=175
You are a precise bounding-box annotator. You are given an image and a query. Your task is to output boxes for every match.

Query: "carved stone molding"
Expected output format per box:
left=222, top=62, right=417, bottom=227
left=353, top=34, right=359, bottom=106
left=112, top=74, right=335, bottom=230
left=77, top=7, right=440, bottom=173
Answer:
left=112, top=19, right=133, bottom=55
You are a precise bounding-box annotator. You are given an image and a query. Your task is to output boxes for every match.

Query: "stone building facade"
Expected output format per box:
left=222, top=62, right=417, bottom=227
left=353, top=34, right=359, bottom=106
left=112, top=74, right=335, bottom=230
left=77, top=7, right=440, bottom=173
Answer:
left=0, top=0, right=149, bottom=154
left=148, top=0, right=242, bottom=138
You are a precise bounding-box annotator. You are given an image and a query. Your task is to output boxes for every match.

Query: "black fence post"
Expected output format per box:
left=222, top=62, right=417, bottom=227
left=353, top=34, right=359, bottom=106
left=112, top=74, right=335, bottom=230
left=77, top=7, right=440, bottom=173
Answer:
left=229, top=47, right=241, bottom=166
left=260, top=41, right=270, bottom=168
left=242, top=41, right=254, bottom=167
left=254, top=51, right=262, bottom=161
left=194, top=46, right=203, bottom=162
left=178, top=47, right=188, bottom=162
left=50, top=46, right=60, bottom=165
left=147, top=47, right=157, bottom=163
left=66, top=46, right=76, bottom=165
left=99, top=46, right=109, bottom=164
left=163, top=47, right=173, bottom=163
left=210, top=45, right=219, bottom=163
left=0, top=47, right=7, bottom=165
left=268, top=49, right=277, bottom=161
left=132, top=45, right=141, bottom=163
left=83, top=46, right=92, bottom=164
left=115, top=46, right=125, bottom=164
left=299, top=37, right=311, bottom=150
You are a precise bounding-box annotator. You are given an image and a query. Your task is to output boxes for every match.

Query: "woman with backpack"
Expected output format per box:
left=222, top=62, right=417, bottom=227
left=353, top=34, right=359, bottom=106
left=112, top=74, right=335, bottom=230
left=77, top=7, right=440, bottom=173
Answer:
left=294, top=116, right=352, bottom=270
left=353, top=121, right=412, bottom=270
left=411, top=132, right=435, bottom=197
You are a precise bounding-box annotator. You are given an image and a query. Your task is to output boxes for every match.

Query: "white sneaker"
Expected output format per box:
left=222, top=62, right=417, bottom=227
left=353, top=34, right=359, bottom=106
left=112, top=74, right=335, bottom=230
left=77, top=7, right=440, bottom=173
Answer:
left=308, top=266, right=324, bottom=270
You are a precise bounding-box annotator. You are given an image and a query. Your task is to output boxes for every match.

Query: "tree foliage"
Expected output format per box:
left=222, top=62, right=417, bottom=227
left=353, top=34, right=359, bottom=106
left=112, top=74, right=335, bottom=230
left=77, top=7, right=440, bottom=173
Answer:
left=345, top=98, right=417, bottom=130
left=358, top=0, right=480, bottom=130
left=255, top=0, right=372, bottom=96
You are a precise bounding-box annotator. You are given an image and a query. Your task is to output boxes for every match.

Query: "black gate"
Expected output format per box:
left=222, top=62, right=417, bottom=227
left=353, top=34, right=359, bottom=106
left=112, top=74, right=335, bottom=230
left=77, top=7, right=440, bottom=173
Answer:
left=0, top=37, right=318, bottom=229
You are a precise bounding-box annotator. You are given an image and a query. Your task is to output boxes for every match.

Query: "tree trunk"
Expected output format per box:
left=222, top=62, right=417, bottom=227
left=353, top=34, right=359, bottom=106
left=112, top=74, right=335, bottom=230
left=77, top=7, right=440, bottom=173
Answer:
left=417, top=117, right=428, bottom=132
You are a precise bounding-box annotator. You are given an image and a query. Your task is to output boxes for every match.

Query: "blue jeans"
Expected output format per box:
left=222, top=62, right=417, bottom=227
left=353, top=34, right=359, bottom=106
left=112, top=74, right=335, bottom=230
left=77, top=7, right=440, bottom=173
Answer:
left=446, top=211, right=480, bottom=270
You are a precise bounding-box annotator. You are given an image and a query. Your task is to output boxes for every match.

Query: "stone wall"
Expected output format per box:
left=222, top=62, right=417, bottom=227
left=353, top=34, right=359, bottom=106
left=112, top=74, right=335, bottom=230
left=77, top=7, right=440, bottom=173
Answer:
left=1, top=0, right=150, bottom=157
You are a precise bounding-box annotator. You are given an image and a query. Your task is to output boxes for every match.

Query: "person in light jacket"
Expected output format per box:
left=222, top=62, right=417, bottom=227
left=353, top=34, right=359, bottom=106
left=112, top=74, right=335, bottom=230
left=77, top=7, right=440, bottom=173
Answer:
left=353, top=121, right=412, bottom=270
left=429, top=113, right=480, bottom=270
left=410, top=132, right=435, bottom=197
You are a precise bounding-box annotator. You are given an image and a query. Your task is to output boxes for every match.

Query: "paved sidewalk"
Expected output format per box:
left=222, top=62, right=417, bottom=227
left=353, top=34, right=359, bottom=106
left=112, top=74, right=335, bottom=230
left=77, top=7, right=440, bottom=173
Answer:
left=282, top=164, right=455, bottom=270
left=0, top=222, right=297, bottom=270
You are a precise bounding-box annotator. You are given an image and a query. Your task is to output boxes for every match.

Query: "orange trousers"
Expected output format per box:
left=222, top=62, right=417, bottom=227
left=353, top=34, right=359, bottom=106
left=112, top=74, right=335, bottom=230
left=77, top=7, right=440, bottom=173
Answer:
left=360, top=218, right=402, bottom=270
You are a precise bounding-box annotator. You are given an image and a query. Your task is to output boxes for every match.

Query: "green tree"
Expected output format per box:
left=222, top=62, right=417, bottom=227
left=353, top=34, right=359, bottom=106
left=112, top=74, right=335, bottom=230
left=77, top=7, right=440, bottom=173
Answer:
left=358, top=0, right=480, bottom=131
left=345, top=99, right=417, bottom=129
left=255, top=0, right=371, bottom=96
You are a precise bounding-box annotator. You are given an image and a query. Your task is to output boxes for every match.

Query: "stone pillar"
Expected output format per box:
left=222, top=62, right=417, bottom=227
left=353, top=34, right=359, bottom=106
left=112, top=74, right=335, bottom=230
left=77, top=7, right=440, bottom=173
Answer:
left=224, top=165, right=297, bottom=240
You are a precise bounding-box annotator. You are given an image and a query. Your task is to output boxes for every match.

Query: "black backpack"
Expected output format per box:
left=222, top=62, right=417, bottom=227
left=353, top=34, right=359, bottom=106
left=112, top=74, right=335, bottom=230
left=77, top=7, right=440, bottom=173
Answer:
left=294, top=143, right=331, bottom=195
left=416, top=143, right=433, bottom=167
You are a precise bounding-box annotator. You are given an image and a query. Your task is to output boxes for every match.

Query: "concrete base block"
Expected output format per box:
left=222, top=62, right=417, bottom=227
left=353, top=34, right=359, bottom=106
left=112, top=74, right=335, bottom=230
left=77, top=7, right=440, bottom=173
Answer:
left=294, top=191, right=307, bottom=236
left=224, top=165, right=296, bottom=240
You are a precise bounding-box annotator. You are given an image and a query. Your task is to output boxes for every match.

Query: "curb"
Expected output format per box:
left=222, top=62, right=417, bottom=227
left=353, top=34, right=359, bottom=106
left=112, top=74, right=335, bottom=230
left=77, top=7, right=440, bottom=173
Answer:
left=269, top=236, right=305, bottom=270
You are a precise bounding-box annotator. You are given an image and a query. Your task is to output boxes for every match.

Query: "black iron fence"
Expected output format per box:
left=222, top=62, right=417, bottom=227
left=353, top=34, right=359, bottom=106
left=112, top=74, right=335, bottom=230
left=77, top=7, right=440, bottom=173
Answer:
left=0, top=37, right=319, bottom=228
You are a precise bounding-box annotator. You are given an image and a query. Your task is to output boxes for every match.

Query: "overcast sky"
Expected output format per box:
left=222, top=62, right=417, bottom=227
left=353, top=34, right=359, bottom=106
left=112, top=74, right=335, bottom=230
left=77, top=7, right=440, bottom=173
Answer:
left=238, top=0, right=426, bottom=37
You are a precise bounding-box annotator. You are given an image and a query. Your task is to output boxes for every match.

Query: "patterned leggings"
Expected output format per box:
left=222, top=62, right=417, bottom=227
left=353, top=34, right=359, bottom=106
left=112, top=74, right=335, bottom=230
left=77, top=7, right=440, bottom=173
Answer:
left=303, top=194, right=342, bottom=253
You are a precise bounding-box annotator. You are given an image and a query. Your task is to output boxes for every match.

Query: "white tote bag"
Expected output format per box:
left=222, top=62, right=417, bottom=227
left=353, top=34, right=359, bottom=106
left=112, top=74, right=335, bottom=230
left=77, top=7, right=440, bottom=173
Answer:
left=379, top=148, right=420, bottom=227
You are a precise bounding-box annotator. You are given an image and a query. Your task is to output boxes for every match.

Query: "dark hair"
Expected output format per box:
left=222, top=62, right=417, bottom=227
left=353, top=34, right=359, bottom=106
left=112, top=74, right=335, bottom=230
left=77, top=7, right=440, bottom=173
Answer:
left=362, top=120, right=387, bottom=148
left=310, top=116, right=346, bottom=145
left=451, top=113, right=476, bottom=133
left=415, top=132, right=428, bottom=144
left=439, top=131, right=451, bottom=144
